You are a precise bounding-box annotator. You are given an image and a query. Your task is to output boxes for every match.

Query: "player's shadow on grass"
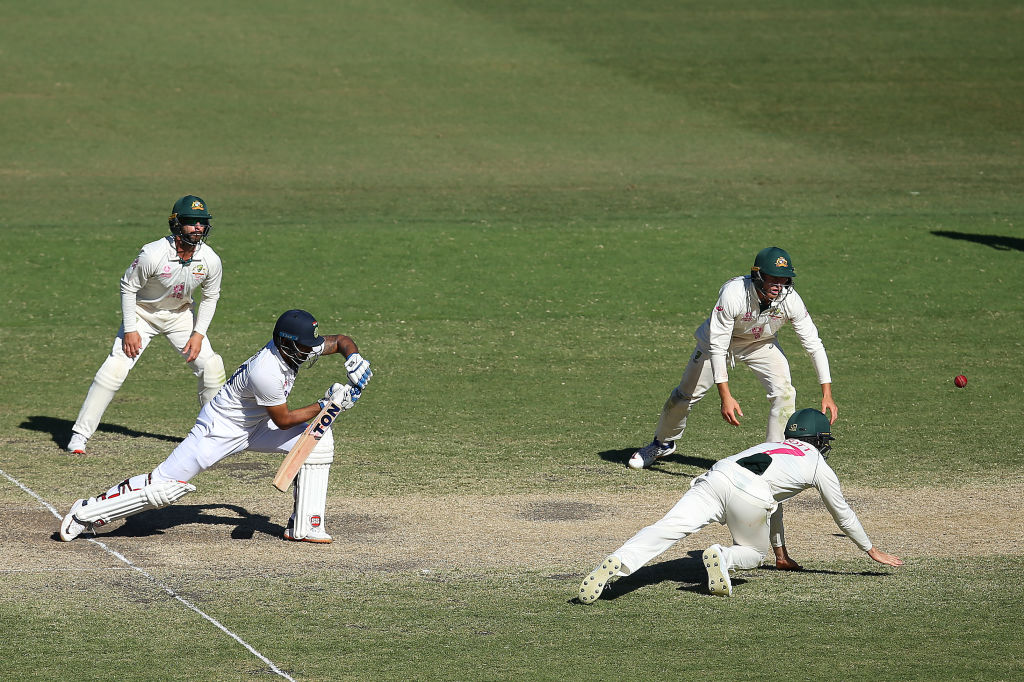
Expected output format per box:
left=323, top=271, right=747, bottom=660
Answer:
left=931, top=230, right=1024, bottom=252
left=53, top=504, right=285, bottom=541
left=599, top=551, right=723, bottom=600
left=598, top=448, right=714, bottom=476
left=21, top=415, right=181, bottom=449
left=592, top=551, right=889, bottom=602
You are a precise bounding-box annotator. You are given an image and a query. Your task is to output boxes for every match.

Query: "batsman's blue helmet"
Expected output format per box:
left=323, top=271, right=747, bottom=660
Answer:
left=273, top=310, right=325, bottom=368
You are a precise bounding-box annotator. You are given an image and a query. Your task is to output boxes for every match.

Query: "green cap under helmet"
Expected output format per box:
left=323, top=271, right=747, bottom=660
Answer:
left=753, top=246, right=795, bottom=278
left=784, top=408, right=834, bottom=455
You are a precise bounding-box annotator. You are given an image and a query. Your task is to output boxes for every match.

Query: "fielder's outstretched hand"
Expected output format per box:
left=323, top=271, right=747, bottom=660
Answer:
left=720, top=395, right=743, bottom=426
left=867, top=547, right=903, bottom=567
left=345, top=353, right=372, bottom=390
left=821, top=398, right=838, bottom=424
left=122, top=331, right=143, bottom=359
left=181, top=332, right=205, bottom=363
left=773, top=545, right=803, bottom=571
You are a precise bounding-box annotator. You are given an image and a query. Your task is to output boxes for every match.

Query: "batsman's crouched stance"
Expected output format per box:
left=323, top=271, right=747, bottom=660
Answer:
left=60, top=309, right=372, bottom=544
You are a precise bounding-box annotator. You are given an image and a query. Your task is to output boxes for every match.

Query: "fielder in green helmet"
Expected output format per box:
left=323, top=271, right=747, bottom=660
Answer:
left=66, top=195, right=227, bottom=455
left=630, top=247, right=837, bottom=469
left=581, top=409, right=902, bottom=603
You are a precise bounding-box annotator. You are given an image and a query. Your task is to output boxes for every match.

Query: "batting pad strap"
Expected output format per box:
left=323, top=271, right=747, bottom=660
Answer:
left=75, top=480, right=196, bottom=526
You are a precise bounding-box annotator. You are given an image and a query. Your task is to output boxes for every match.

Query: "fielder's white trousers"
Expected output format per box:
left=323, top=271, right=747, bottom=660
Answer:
left=655, top=339, right=796, bottom=444
left=613, top=468, right=775, bottom=576
left=152, top=404, right=332, bottom=482
left=72, top=306, right=224, bottom=439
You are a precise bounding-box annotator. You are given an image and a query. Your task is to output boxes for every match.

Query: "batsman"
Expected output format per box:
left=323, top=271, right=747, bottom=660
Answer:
left=60, top=309, right=373, bottom=544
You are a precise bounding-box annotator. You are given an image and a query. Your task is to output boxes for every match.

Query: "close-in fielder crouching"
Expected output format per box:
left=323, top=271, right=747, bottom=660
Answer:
left=60, top=309, right=372, bottom=544
left=578, top=409, right=903, bottom=603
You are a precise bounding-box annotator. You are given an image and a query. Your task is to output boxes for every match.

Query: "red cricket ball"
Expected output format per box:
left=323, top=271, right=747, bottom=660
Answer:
left=954, top=374, right=968, bottom=388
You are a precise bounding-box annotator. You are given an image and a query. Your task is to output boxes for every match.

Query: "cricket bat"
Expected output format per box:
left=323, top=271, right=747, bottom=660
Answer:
left=272, top=399, right=345, bottom=492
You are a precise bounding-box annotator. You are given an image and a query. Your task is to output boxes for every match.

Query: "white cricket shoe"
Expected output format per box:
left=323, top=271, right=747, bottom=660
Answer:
left=283, top=521, right=333, bottom=544
left=67, top=433, right=88, bottom=455
left=59, top=499, right=92, bottom=542
left=628, top=439, right=676, bottom=469
left=578, top=554, right=622, bottom=604
left=703, top=544, right=732, bottom=597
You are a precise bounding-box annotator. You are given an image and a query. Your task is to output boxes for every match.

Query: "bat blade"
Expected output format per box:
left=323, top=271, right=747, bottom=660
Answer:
left=272, top=400, right=344, bottom=492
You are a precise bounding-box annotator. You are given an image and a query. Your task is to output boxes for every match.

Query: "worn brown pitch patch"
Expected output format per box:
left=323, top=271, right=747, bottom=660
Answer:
left=6, top=484, right=1023, bottom=579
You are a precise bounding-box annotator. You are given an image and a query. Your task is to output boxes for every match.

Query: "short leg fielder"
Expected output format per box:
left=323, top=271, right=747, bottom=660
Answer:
left=578, top=469, right=774, bottom=603
left=613, top=471, right=773, bottom=576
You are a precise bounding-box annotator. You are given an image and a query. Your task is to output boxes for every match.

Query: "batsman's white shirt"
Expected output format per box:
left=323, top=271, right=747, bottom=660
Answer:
left=154, top=342, right=311, bottom=482
left=207, top=342, right=296, bottom=430
left=694, top=276, right=830, bottom=385
left=120, top=236, right=223, bottom=336
left=717, top=439, right=872, bottom=551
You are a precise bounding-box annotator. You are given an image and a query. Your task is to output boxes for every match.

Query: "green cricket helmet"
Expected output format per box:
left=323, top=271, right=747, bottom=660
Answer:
left=751, top=246, right=795, bottom=302
left=168, top=195, right=212, bottom=248
left=784, top=408, right=834, bottom=455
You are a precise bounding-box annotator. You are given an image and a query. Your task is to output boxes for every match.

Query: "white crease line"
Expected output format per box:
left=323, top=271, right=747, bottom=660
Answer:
left=0, top=467, right=296, bottom=682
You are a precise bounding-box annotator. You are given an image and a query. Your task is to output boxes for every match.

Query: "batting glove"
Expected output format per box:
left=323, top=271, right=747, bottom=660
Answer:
left=319, top=382, right=360, bottom=411
left=344, top=353, right=372, bottom=390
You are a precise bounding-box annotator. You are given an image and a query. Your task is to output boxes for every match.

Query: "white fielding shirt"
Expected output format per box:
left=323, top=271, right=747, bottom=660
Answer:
left=718, top=439, right=873, bottom=552
left=694, top=276, right=831, bottom=385
left=119, top=236, right=223, bottom=335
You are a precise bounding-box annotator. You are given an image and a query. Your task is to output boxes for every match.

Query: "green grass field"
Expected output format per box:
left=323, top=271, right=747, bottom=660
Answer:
left=2, top=1, right=1023, bottom=680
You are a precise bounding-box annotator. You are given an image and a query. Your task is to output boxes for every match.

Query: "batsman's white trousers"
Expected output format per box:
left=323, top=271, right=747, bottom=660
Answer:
left=613, top=467, right=776, bottom=575
left=153, top=404, right=333, bottom=483
left=72, top=306, right=225, bottom=439
left=655, top=339, right=796, bottom=444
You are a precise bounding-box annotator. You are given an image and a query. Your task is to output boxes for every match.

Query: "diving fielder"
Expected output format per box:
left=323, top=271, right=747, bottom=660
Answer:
left=630, top=247, right=837, bottom=469
left=67, top=195, right=226, bottom=454
left=581, top=409, right=902, bottom=603
left=60, top=309, right=373, bottom=544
